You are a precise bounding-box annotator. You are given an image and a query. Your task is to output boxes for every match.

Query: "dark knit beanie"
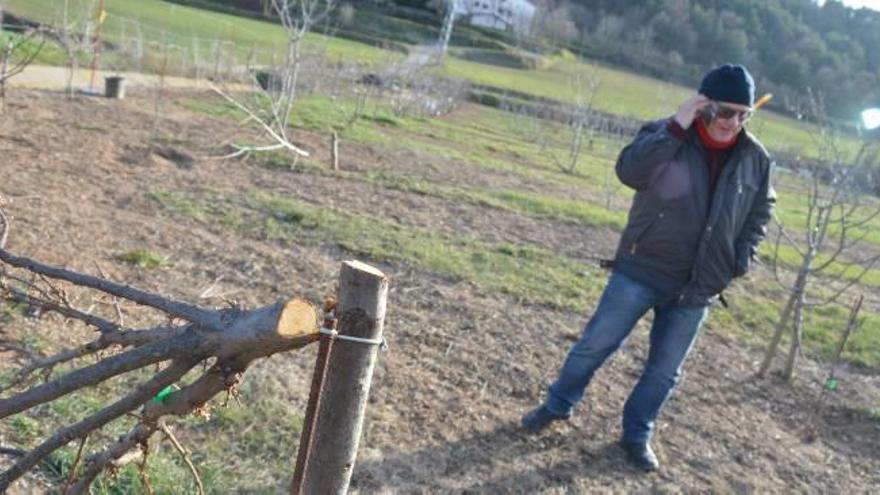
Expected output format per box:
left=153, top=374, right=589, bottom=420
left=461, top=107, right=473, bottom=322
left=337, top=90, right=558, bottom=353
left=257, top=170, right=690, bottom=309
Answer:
left=699, top=64, right=755, bottom=106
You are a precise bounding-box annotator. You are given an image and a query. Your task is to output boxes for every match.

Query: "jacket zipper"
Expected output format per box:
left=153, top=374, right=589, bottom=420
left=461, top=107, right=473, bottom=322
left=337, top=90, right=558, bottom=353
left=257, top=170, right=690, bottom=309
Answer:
left=681, top=141, right=745, bottom=301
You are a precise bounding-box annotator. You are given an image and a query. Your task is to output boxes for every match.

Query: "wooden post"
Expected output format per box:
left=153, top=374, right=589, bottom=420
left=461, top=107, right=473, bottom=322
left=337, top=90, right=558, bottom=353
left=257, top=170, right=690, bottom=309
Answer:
left=292, top=261, right=388, bottom=494
left=213, top=40, right=221, bottom=81
left=331, top=131, right=339, bottom=171
left=89, top=0, right=106, bottom=91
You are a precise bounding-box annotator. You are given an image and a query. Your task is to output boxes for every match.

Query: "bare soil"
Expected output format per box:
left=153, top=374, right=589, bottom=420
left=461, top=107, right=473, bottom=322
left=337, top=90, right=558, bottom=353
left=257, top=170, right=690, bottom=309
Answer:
left=1, top=88, right=878, bottom=493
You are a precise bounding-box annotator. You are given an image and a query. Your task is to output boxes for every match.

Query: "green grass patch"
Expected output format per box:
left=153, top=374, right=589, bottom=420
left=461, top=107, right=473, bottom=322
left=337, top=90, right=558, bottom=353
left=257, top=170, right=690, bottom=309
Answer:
left=40, top=439, right=210, bottom=495
left=711, top=278, right=880, bottom=369
left=253, top=192, right=605, bottom=310
left=0, top=300, right=28, bottom=324
left=2, top=365, right=263, bottom=493
left=17, top=333, right=48, bottom=354
left=3, top=0, right=400, bottom=69
left=441, top=56, right=864, bottom=159
left=149, top=187, right=605, bottom=311
left=8, top=415, right=41, bottom=443
left=116, top=249, right=169, bottom=269
left=359, top=170, right=623, bottom=231
left=757, top=240, right=880, bottom=291
left=476, top=189, right=626, bottom=230
left=0, top=30, right=68, bottom=66
left=771, top=187, right=880, bottom=247
left=181, top=93, right=402, bottom=146
left=148, top=190, right=217, bottom=225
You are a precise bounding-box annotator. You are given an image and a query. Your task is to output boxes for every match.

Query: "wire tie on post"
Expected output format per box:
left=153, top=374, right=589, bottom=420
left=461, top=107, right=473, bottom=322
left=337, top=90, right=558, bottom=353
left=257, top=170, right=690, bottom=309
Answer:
left=319, top=327, right=388, bottom=351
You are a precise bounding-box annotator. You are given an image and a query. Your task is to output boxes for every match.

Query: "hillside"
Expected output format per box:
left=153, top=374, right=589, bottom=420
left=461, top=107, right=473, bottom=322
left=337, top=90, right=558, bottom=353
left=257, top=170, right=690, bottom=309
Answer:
left=0, top=0, right=867, bottom=158
left=383, top=0, right=880, bottom=123
left=1, top=85, right=878, bottom=493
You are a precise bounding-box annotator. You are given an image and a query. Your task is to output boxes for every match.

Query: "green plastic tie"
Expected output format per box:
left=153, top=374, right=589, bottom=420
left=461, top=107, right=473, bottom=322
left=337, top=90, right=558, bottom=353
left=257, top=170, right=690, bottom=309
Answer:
left=151, top=385, right=178, bottom=404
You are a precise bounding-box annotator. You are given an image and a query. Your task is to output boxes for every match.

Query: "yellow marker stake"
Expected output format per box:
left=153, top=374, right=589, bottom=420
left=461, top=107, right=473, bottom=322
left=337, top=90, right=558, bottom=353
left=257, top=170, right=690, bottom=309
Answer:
left=754, top=93, right=773, bottom=110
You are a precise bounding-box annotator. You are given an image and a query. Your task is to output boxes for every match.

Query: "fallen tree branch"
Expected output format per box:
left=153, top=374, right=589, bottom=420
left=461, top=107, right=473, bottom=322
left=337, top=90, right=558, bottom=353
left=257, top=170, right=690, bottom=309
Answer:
left=62, top=435, right=89, bottom=494
left=0, top=249, right=224, bottom=329
left=0, top=359, right=197, bottom=491
left=0, top=446, right=26, bottom=457
left=209, top=84, right=310, bottom=158
left=158, top=420, right=205, bottom=495
left=0, top=325, right=184, bottom=395
left=0, top=208, right=321, bottom=492
left=67, top=335, right=315, bottom=494
left=66, top=423, right=156, bottom=495
left=2, top=281, right=120, bottom=332
left=0, top=328, right=207, bottom=420
left=0, top=344, right=97, bottom=394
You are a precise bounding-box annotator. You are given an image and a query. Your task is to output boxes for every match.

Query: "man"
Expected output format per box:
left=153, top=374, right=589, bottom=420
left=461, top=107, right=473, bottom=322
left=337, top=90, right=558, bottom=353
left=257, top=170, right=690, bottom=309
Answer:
left=521, top=64, right=775, bottom=472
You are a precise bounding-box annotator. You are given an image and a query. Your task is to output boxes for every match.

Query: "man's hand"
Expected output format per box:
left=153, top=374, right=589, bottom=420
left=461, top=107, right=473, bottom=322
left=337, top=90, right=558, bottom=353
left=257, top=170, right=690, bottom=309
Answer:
left=674, top=94, right=711, bottom=129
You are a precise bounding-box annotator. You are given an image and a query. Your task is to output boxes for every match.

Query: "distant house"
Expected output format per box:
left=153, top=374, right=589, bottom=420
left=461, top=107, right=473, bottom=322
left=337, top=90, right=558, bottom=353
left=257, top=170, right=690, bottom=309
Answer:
left=454, top=0, right=535, bottom=34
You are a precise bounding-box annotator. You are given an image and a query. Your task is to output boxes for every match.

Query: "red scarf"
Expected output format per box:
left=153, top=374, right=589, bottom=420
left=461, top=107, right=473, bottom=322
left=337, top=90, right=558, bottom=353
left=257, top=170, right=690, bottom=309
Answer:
left=695, top=118, right=738, bottom=150
left=695, top=119, right=738, bottom=193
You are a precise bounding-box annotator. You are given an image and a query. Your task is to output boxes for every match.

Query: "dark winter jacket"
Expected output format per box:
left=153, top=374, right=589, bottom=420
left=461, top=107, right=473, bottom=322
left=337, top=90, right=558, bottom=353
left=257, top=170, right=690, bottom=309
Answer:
left=612, top=118, right=776, bottom=306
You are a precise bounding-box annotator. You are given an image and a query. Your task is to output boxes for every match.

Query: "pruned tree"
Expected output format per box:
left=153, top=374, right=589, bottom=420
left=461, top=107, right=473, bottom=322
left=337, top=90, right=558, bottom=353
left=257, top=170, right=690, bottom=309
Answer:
left=388, top=68, right=469, bottom=119
left=758, top=112, right=880, bottom=381
left=317, top=61, right=378, bottom=131
left=147, top=36, right=171, bottom=151
left=0, top=20, right=45, bottom=111
left=56, top=0, right=97, bottom=99
left=533, top=66, right=601, bottom=175
left=599, top=115, right=629, bottom=210
left=213, top=0, right=336, bottom=160
left=0, top=207, right=321, bottom=492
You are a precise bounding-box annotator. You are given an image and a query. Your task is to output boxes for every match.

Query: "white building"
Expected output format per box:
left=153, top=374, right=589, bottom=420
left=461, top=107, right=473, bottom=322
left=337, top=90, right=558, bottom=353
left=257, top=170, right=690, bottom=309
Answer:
left=454, top=0, right=536, bottom=34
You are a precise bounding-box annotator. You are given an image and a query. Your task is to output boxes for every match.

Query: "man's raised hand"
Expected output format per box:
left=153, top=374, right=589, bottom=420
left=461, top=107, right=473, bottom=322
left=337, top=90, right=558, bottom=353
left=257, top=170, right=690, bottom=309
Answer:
left=674, top=94, right=711, bottom=129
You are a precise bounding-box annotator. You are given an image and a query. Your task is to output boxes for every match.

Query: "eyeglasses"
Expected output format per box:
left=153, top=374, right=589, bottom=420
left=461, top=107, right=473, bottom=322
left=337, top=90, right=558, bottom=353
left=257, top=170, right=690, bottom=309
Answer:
left=709, top=102, right=753, bottom=122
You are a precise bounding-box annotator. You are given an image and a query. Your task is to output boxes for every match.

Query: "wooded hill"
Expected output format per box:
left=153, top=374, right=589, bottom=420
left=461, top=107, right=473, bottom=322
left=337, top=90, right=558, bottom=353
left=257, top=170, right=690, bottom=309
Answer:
left=390, top=0, right=880, bottom=124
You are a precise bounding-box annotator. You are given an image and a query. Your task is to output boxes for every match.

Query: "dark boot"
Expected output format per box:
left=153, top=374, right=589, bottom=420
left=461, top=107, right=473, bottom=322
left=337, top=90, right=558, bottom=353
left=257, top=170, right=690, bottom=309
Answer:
left=520, top=405, right=570, bottom=433
left=620, top=440, right=659, bottom=472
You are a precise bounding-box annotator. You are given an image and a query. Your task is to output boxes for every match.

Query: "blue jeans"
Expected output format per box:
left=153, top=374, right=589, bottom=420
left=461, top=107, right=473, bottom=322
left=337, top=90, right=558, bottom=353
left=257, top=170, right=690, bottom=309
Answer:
left=545, top=271, right=708, bottom=444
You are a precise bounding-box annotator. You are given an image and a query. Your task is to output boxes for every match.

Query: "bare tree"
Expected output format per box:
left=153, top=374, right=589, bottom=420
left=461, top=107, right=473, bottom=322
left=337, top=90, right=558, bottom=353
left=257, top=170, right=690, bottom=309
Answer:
left=57, top=0, right=97, bottom=99
left=0, top=19, right=45, bottom=111
left=147, top=37, right=171, bottom=150
left=532, top=66, right=601, bottom=175
left=600, top=119, right=629, bottom=209
left=0, top=207, right=320, bottom=492
left=388, top=68, right=469, bottom=119
left=213, top=0, right=335, bottom=160
left=322, top=61, right=379, bottom=130
left=758, top=116, right=880, bottom=381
